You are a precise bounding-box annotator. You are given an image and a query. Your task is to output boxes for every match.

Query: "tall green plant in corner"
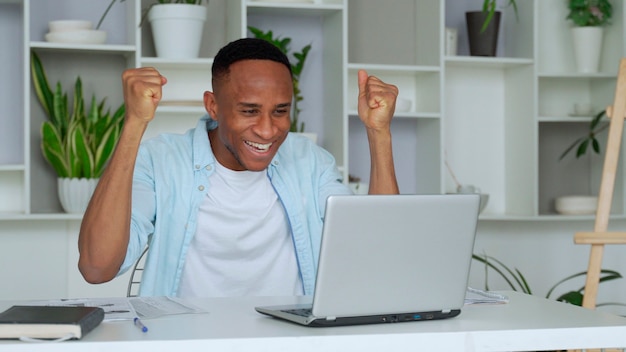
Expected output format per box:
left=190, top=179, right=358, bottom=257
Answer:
left=31, top=51, right=125, bottom=179
left=248, top=26, right=311, bottom=133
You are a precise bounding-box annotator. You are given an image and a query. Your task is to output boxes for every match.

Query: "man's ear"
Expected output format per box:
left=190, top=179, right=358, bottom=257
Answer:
left=203, top=91, right=218, bottom=120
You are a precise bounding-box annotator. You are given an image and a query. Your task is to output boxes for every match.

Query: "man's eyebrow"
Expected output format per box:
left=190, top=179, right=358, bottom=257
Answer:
left=236, top=102, right=292, bottom=108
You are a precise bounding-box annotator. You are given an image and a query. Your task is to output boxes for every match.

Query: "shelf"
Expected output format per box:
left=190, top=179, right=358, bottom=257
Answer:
left=538, top=72, right=617, bottom=79
left=246, top=1, right=343, bottom=16
left=445, top=56, right=533, bottom=69
left=0, top=165, right=25, bottom=172
left=0, top=212, right=83, bottom=221
left=348, top=63, right=440, bottom=73
left=479, top=214, right=626, bottom=222
left=348, top=111, right=440, bottom=119
left=140, top=57, right=213, bottom=69
left=30, top=42, right=136, bottom=55
left=538, top=116, right=595, bottom=122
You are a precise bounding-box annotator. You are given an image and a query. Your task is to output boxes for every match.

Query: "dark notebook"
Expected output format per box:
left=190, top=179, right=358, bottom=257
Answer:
left=0, top=305, right=104, bottom=340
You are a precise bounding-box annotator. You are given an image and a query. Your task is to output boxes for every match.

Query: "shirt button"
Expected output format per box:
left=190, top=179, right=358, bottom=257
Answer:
left=273, top=160, right=279, bottom=166
left=198, top=185, right=205, bottom=191
left=195, top=164, right=201, bottom=170
left=206, top=165, right=212, bottom=171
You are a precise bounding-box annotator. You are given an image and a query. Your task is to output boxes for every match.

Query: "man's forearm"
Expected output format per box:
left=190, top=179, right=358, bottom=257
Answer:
left=77, top=119, right=147, bottom=283
left=367, top=128, right=399, bottom=195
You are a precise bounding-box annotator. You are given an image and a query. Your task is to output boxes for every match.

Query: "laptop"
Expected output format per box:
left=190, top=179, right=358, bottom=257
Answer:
left=255, top=193, right=480, bottom=327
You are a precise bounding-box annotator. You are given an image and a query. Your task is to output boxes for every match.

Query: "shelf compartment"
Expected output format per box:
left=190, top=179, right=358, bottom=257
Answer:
left=29, top=0, right=136, bottom=46
left=348, top=0, right=441, bottom=67
left=348, top=116, right=441, bottom=195
left=347, top=68, right=441, bottom=116
left=0, top=171, right=24, bottom=213
left=536, top=0, right=624, bottom=75
left=444, top=63, right=535, bottom=217
left=538, top=121, right=625, bottom=216
left=537, top=76, right=616, bottom=119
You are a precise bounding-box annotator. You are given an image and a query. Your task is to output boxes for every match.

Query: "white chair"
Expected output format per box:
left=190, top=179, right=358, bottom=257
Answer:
left=126, top=247, right=149, bottom=297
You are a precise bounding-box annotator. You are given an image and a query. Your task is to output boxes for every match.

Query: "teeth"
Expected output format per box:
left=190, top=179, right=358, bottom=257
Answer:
left=245, top=140, right=272, bottom=151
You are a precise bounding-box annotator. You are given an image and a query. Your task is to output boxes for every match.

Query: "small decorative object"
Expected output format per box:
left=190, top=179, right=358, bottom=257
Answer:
left=248, top=26, right=311, bottom=133
left=147, top=1, right=208, bottom=59
left=555, top=195, right=598, bottom=215
left=566, top=0, right=613, bottom=73
left=348, top=174, right=368, bottom=195
left=395, top=97, right=413, bottom=112
left=466, top=0, right=518, bottom=57
left=31, top=52, right=125, bottom=213
left=45, top=20, right=107, bottom=45
left=445, top=153, right=489, bottom=213
left=445, top=27, right=458, bottom=56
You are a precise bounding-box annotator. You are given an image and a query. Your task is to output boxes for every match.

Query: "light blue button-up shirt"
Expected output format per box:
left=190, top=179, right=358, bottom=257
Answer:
left=118, top=115, right=352, bottom=296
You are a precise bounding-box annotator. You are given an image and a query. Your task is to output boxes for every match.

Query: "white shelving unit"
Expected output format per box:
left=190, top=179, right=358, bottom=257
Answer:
left=1, top=0, right=625, bottom=221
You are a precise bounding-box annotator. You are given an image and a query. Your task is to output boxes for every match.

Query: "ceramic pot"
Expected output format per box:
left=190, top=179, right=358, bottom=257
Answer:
left=148, top=4, right=207, bottom=59
left=57, top=178, right=98, bottom=213
left=466, top=11, right=501, bottom=57
left=571, top=27, right=604, bottom=73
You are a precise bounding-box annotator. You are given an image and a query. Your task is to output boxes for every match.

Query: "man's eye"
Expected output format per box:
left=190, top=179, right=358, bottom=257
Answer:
left=242, top=109, right=258, bottom=115
left=274, top=109, right=288, bottom=115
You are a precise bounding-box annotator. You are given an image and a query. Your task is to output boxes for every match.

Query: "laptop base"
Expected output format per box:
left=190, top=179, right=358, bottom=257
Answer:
left=256, top=305, right=461, bottom=327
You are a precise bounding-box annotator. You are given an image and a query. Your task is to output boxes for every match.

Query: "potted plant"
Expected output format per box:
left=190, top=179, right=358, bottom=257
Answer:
left=144, top=0, right=208, bottom=59
left=560, top=109, right=607, bottom=160
left=248, top=26, right=311, bottom=134
left=31, top=51, right=125, bottom=213
left=566, top=0, right=613, bottom=73
left=473, top=253, right=625, bottom=307
left=466, top=0, right=518, bottom=56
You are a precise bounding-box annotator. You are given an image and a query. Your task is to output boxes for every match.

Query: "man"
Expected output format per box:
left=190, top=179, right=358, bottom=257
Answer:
left=78, top=38, right=399, bottom=297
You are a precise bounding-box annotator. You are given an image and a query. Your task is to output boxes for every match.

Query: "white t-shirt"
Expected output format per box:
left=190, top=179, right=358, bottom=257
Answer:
left=178, top=161, right=303, bottom=297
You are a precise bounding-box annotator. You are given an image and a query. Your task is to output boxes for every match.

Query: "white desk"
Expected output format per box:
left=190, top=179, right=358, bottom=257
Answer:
left=1, top=291, right=625, bottom=352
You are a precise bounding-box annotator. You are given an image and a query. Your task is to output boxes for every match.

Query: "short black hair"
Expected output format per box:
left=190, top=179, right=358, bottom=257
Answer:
left=212, top=38, right=292, bottom=83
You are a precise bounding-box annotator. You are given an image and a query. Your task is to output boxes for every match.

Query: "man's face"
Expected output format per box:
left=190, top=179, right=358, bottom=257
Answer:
left=205, top=59, right=293, bottom=171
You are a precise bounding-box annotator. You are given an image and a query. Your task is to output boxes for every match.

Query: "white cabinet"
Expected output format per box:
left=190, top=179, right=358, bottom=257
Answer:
left=1, top=0, right=625, bottom=221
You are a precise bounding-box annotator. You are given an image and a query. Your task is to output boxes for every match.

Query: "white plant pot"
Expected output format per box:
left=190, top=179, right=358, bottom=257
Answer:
left=57, top=178, right=99, bottom=214
left=571, top=27, right=604, bottom=73
left=148, top=4, right=207, bottom=59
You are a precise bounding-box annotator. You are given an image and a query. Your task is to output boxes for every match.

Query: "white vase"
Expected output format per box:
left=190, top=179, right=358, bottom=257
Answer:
left=57, top=178, right=99, bottom=213
left=571, top=27, right=604, bottom=73
left=148, top=4, right=207, bottom=59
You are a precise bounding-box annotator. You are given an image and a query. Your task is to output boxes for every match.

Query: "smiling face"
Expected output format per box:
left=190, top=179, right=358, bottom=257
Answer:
left=204, top=59, right=293, bottom=171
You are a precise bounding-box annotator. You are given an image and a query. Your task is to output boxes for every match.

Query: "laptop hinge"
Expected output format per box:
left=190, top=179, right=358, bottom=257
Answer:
left=325, top=316, right=337, bottom=321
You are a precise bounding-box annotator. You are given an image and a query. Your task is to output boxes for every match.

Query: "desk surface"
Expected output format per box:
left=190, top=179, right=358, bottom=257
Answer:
left=1, top=291, right=626, bottom=352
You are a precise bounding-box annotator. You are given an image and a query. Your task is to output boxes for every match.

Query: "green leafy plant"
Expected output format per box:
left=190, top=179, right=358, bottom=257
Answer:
left=566, top=0, right=613, bottom=27
left=473, top=253, right=624, bottom=307
left=31, top=51, right=125, bottom=179
left=248, top=26, right=311, bottom=133
left=480, top=0, right=519, bottom=32
left=559, top=109, right=608, bottom=160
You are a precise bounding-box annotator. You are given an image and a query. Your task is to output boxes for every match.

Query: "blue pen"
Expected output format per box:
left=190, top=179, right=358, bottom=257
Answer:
left=134, top=317, right=148, bottom=332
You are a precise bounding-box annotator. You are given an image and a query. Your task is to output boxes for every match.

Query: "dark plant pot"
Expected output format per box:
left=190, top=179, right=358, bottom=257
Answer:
left=466, top=11, right=501, bottom=57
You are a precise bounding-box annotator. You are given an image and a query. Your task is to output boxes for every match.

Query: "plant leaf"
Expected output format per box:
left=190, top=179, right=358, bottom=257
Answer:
left=40, top=122, right=70, bottom=177
left=555, top=291, right=583, bottom=306
left=30, top=51, right=54, bottom=118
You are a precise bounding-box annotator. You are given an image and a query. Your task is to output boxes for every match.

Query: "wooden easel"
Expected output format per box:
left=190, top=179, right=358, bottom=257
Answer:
left=574, top=58, right=626, bottom=311
left=568, top=59, right=626, bottom=352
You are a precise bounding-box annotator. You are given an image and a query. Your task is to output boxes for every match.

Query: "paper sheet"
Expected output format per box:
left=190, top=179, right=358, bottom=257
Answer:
left=26, top=296, right=207, bottom=322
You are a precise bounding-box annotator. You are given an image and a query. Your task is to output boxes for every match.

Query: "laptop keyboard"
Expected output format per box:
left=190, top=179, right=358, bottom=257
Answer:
left=281, top=308, right=312, bottom=317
